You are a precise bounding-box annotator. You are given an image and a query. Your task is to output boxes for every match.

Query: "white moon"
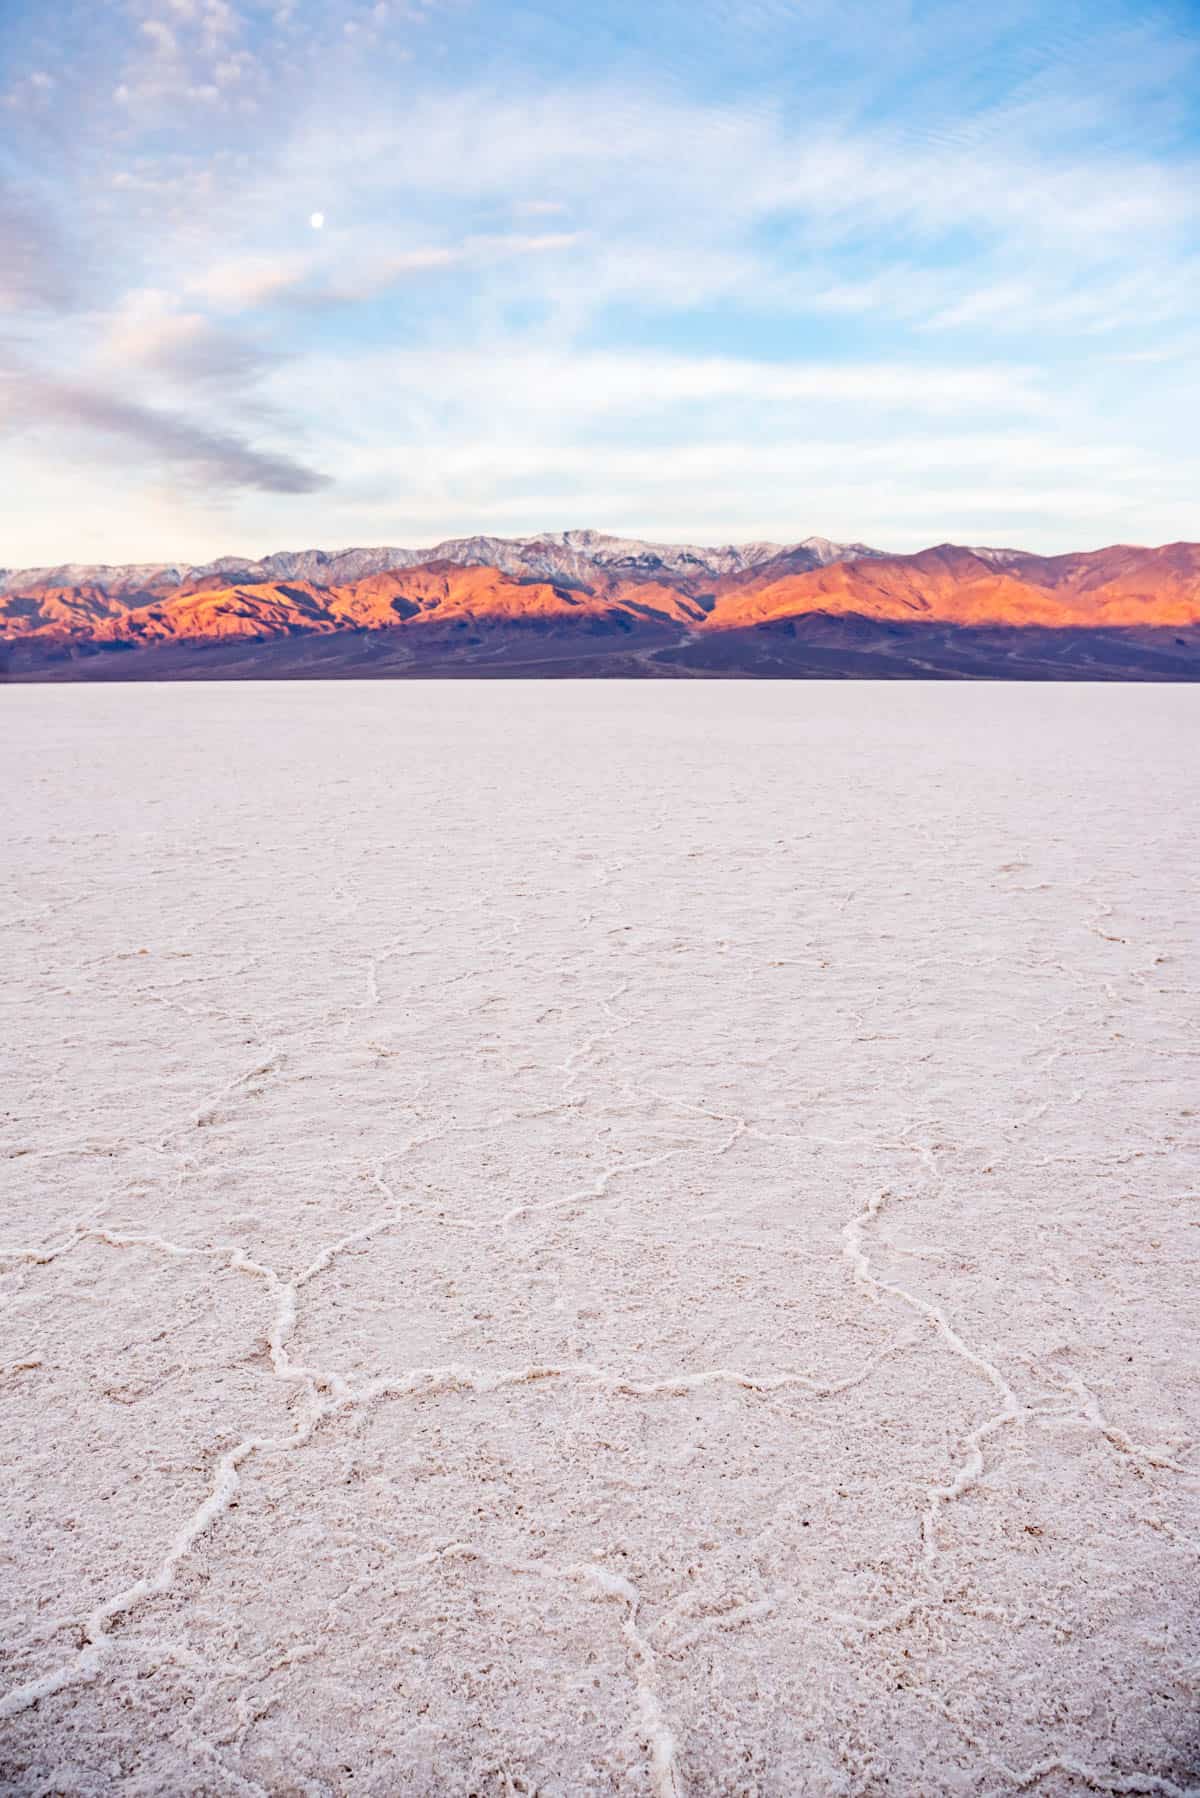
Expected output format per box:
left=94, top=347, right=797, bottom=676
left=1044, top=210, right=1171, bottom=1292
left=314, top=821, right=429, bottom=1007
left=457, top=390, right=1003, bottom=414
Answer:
left=310, top=211, right=325, bottom=230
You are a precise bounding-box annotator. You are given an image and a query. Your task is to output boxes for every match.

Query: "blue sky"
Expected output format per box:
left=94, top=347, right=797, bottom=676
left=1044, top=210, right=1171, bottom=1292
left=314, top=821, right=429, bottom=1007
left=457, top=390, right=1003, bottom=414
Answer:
left=1, top=0, right=1197, bottom=563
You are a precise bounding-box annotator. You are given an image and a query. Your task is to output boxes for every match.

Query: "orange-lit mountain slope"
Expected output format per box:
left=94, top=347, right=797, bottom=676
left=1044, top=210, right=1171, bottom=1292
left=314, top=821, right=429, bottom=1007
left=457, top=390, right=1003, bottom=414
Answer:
left=705, top=544, right=1200, bottom=631
left=2, top=562, right=704, bottom=647
left=319, top=564, right=704, bottom=630
left=3, top=542, right=1199, bottom=681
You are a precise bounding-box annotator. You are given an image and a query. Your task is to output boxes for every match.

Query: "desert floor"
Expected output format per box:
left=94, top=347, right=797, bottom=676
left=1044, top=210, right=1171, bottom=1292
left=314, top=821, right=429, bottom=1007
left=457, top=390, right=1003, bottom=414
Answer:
left=2, top=681, right=1198, bottom=1795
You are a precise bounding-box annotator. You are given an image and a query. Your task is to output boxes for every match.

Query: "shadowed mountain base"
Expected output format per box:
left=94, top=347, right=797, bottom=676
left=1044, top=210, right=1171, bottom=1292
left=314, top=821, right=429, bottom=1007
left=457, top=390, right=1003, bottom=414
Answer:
left=4, top=615, right=1198, bottom=682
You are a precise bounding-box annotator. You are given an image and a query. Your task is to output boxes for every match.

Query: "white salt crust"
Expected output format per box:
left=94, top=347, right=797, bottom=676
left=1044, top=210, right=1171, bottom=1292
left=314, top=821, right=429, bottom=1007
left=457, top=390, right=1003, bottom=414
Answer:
left=1, top=680, right=1198, bottom=1795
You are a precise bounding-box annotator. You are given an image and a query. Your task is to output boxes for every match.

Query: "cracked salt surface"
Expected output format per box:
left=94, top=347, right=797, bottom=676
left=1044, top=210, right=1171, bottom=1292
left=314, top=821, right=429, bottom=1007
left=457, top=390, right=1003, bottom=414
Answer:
left=1, top=681, right=1198, bottom=1797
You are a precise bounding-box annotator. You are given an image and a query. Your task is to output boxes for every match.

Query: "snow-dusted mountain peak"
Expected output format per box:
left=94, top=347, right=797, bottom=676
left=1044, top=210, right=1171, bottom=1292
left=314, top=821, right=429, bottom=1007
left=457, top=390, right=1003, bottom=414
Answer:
left=0, top=530, right=885, bottom=596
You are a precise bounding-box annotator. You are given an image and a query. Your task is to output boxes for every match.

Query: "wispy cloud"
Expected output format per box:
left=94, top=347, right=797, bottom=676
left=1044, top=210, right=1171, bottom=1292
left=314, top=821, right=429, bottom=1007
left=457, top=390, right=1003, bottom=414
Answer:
left=188, top=254, right=317, bottom=310
left=313, top=346, right=1048, bottom=418
left=1, top=366, right=328, bottom=494
left=113, top=0, right=254, bottom=113
left=0, top=182, right=77, bottom=313
left=99, top=289, right=280, bottom=385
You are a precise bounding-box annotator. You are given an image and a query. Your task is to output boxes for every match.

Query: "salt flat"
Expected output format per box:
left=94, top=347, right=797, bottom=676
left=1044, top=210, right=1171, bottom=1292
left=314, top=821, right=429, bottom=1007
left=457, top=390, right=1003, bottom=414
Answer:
left=1, top=680, right=1198, bottom=1797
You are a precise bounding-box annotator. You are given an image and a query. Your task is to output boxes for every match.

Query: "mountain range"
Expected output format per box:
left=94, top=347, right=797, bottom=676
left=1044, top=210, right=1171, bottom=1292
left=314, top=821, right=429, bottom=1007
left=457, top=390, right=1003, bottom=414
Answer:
left=3, top=530, right=1198, bottom=681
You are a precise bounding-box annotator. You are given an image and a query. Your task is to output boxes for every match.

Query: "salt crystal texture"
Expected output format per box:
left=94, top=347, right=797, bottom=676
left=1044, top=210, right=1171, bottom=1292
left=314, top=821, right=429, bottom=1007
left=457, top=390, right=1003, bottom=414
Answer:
left=1, top=680, right=1198, bottom=1796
